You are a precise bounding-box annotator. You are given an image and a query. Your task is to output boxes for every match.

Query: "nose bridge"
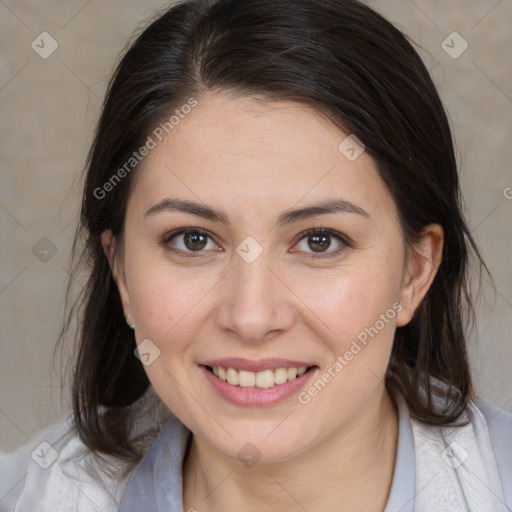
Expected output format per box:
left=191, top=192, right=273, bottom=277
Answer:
left=215, top=251, right=294, bottom=340
left=236, top=255, right=273, bottom=305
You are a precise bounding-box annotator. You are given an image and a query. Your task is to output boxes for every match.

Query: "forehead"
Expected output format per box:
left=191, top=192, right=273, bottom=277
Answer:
left=130, top=92, right=397, bottom=223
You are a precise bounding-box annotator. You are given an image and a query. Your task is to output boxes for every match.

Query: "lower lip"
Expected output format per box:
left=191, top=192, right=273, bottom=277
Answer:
left=200, top=365, right=318, bottom=406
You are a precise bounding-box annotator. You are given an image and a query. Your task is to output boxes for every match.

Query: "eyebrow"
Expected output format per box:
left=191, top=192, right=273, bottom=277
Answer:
left=144, top=197, right=369, bottom=225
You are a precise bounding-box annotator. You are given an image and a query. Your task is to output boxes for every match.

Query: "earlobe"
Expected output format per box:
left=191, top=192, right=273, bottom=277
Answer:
left=396, top=224, right=444, bottom=327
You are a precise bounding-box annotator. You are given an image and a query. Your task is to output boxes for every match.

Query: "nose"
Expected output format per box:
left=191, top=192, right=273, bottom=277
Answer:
left=214, top=254, right=295, bottom=343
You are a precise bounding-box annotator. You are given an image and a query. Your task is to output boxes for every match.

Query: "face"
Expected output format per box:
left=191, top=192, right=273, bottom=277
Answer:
left=104, top=91, right=442, bottom=463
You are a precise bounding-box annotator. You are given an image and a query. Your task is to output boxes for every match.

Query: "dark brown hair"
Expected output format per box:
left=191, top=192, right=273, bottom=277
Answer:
left=58, top=0, right=491, bottom=472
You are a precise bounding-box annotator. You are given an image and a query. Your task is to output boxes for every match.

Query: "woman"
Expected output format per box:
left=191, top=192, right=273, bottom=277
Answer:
left=1, top=0, right=510, bottom=510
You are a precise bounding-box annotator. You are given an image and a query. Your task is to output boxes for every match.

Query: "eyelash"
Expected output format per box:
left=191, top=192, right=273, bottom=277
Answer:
left=161, top=227, right=352, bottom=260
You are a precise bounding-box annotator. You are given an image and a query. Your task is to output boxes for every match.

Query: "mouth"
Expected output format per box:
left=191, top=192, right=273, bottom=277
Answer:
left=203, top=364, right=317, bottom=389
left=199, top=360, right=319, bottom=406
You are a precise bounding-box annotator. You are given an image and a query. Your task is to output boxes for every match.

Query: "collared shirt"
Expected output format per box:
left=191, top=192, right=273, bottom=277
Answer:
left=1, top=394, right=511, bottom=511
left=116, top=394, right=418, bottom=512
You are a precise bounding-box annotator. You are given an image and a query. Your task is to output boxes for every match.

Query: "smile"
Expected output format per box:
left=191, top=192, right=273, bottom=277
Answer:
left=200, top=361, right=318, bottom=406
left=206, top=365, right=310, bottom=388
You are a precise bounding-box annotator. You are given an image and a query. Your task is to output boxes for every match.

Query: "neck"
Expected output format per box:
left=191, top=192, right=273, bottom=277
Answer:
left=183, top=388, right=398, bottom=512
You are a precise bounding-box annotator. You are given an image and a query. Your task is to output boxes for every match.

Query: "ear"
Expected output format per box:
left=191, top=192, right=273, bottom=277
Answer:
left=101, top=230, right=133, bottom=322
left=396, top=223, right=444, bottom=327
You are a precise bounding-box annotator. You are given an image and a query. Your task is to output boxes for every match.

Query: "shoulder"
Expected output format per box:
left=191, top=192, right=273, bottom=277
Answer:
left=407, top=392, right=512, bottom=510
left=475, top=396, right=512, bottom=437
left=0, top=416, right=132, bottom=512
left=474, top=396, right=512, bottom=503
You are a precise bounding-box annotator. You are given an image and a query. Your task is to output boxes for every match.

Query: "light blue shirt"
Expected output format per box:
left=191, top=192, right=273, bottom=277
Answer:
left=117, top=396, right=512, bottom=511
left=1, top=393, right=510, bottom=511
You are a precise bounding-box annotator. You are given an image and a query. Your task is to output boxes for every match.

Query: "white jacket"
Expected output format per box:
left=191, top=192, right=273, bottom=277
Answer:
left=1, top=392, right=511, bottom=511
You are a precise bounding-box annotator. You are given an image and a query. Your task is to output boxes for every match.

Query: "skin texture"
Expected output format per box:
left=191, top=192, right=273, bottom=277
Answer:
left=102, top=91, right=444, bottom=511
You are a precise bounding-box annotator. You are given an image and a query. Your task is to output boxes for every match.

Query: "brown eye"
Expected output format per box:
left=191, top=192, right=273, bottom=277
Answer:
left=308, top=234, right=331, bottom=252
left=183, top=232, right=208, bottom=251
left=294, top=229, right=350, bottom=258
left=164, top=228, right=219, bottom=255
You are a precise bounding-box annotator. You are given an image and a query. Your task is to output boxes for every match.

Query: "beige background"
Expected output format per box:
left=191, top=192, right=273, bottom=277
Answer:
left=0, top=0, right=511, bottom=452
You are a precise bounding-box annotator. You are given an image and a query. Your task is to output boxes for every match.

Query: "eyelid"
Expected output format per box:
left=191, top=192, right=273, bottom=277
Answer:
left=162, top=226, right=212, bottom=243
left=291, top=228, right=352, bottom=259
left=161, top=227, right=352, bottom=259
left=161, top=227, right=221, bottom=258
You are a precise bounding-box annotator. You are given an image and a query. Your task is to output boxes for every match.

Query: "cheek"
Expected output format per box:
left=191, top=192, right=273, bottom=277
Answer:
left=293, top=254, right=403, bottom=343
left=304, top=276, right=400, bottom=405
left=124, top=251, right=222, bottom=348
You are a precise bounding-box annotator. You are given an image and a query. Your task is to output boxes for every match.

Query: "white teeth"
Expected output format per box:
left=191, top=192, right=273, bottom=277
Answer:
left=238, top=370, right=256, bottom=387
left=255, top=369, right=274, bottom=388
left=226, top=368, right=239, bottom=386
left=287, top=367, right=298, bottom=380
left=210, top=365, right=311, bottom=388
left=274, top=368, right=288, bottom=385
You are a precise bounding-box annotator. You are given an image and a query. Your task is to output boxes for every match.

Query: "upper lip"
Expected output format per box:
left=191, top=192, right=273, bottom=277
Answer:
left=201, top=358, right=315, bottom=372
